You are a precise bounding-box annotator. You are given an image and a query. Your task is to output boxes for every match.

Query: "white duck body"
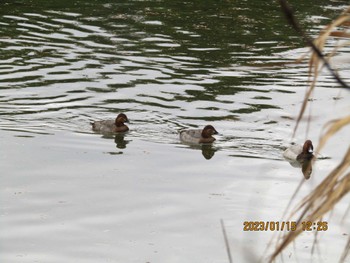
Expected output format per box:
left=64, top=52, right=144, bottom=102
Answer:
left=91, top=113, right=129, bottom=133
left=283, top=144, right=303, bottom=161
left=179, top=125, right=218, bottom=144
left=180, top=129, right=205, bottom=144
left=92, top=119, right=118, bottom=133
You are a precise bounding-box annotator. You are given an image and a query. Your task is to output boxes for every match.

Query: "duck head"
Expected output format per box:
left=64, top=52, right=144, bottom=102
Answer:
left=115, top=113, right=129, bottom=127
left=201, top=125, right=218, bottom=138
left=303, top=140, right=313, bottom=154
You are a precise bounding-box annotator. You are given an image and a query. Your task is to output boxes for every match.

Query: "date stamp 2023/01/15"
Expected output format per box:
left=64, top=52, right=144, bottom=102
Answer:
left=243, top=221, right=328, bottom=232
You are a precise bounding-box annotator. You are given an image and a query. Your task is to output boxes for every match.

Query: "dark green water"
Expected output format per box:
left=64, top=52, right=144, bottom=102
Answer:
left=1, top=1, right=350, bottom=262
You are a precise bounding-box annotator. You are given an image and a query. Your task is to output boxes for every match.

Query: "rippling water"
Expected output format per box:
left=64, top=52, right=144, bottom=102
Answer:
left=1, top=1, right=350, bottom=262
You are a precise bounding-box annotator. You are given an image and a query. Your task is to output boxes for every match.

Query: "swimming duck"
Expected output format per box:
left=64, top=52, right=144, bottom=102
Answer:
left=91, top=113, right=129, bottom=133
left=180, top=125, right=218, bottom=144
left=283, top=140, right=314, bottom=162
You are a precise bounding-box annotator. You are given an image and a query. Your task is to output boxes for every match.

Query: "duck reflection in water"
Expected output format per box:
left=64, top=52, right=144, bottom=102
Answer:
left=200, top=144, right=217, bottom=160
left=100, top=133, right=131, bottom=150
left=283, top=140, right=315, bottom=179
left=114, top=133, right=130, bottom=149
left=301, top=159, right=313, bottom=179
left=182, top=143, right=217, bottom=160
left=284, top=158, right=313, bottom=179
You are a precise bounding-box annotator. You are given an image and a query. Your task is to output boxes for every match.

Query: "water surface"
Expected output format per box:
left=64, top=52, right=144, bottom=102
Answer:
left=1, top=0, right=350, bottom=262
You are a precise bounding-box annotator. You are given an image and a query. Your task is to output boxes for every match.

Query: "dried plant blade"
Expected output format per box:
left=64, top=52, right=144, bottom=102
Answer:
left=220, top=219, right=233, bottom=263
left=279, top=0, right=350, bottom=90
left=270, top=152, right=350, bottom=262
left=329, top=32, right=350, bottom=38
left=271, top=2, right=350, bottom=262
left=292, top=78, right=317, bottom=137
left=295, top=147, right=350, bottom=216
left=317, top=115, right=350, bottom=154
left=340, top=237, right=350, bottom=263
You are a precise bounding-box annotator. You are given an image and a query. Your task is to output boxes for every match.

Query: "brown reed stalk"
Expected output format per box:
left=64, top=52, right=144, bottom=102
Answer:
left=270, top=1, right=350, bottom=262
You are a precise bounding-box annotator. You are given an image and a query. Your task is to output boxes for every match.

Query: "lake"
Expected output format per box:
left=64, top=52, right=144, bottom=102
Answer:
left=1, top=0, right=350, bottom=262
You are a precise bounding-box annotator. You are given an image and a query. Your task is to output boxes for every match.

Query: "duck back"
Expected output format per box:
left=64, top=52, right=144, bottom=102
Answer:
left=180, top=129, right=216, bottom=144
left=180, top=129, right=203, bottom=144
left=92, top=119, right=129, bottom=133
left=92, top=119, right=115, bottom=132
left=283, top=144, right=303, bottom=160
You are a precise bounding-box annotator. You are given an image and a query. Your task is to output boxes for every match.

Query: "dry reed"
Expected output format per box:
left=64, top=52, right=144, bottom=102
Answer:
left=270, top=1, right=350, bottom=262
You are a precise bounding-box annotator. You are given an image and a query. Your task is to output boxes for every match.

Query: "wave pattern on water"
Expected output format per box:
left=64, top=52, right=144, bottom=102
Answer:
left=1, top=3, right=350, bottom=263
left=0, top=1, right=349, bottom=158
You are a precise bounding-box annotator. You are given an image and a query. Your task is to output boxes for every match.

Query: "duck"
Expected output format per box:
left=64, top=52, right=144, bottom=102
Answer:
left=180, top=125, right=218, bottom=144
left=91, top=113, right=129, bottom=133
left=283, top=140, right=314, bottom=162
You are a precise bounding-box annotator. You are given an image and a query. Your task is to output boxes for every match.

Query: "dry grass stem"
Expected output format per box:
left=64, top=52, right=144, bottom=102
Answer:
left=293, top=9, right=350, bottom=136
left=220, top=219, right=233, bottom=263
left=270, top=2, right=350, bottom=262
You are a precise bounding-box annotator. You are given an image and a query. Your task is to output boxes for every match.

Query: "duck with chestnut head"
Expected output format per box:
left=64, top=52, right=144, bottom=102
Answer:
left=283, top=139, right=314, bottom=163
left=91, top=113, right=129, bottom=133
left=296, top=140, right=314, bottom=162
left=180, top=125, right=218, bottom=144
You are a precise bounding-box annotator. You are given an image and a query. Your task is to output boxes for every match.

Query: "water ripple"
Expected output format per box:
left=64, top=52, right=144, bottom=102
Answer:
left=0, top=2, right=349, bottom=158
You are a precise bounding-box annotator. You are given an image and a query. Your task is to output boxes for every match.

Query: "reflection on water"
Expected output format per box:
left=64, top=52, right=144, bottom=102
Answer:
left=301, top=160, right=313, bottom=179
left=181, top=143, right=218, bottom=160
left=97, top=132, right=131, bottom=152
left=1, top=0, right=350, bottom=262
left=114, top=133, right=130, bottom=149
left=284, top=158, right=313, bottom=180
left=201, top=144, right=217, bottom=160
left=0, top=0, right=348, bottom=155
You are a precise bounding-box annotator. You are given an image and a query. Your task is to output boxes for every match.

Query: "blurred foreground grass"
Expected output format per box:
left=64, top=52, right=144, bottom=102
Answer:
left=270, top=3, right=350, bottom=262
